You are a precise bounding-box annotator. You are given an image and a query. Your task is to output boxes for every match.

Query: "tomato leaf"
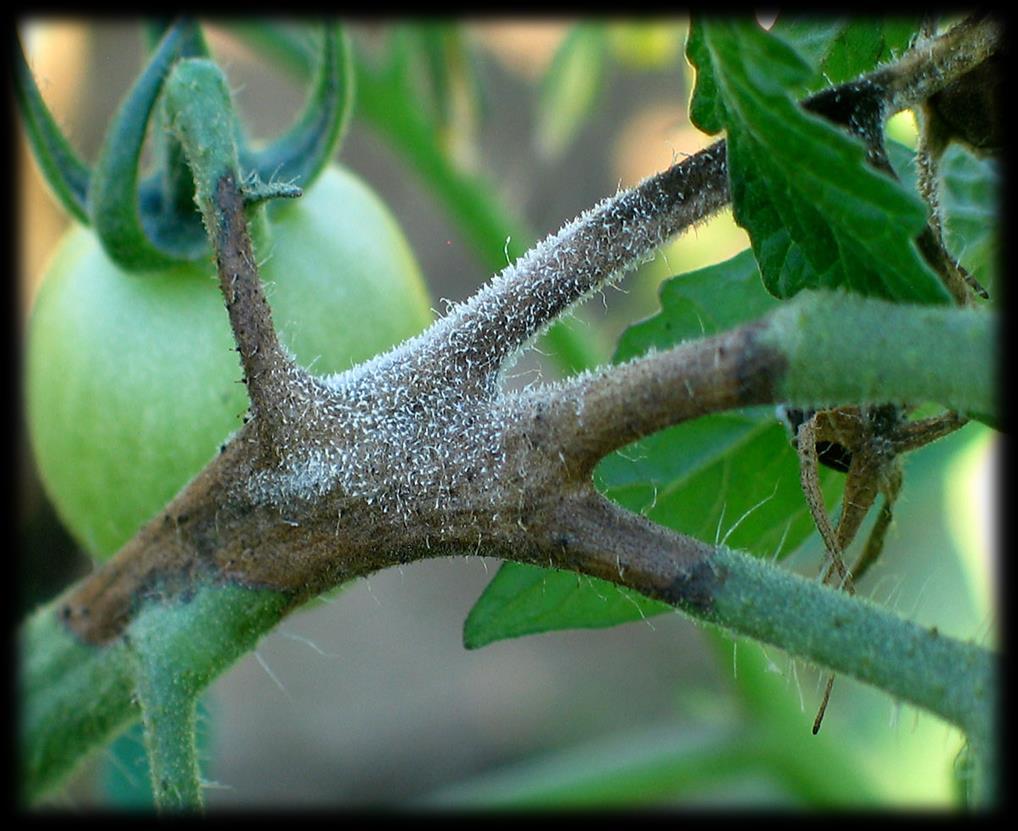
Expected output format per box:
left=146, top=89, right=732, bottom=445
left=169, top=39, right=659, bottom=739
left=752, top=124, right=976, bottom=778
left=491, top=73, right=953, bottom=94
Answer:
left=685, top=24, right=725, bottom=135
left=883, top=137, right=1000, bottom=299
left=463, top=564, right=667, bottom=650
left=687, top=19, right=949, bottom=304
left=690, top=18, right=919, bottom=133
left=769, top=17, right=919, bottom=94
left=935, top=144, right=1000, bottom=298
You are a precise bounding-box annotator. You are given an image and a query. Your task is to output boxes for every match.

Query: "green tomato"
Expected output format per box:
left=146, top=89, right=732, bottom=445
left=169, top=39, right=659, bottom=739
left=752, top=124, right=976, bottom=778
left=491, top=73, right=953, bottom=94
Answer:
left=26, top=165, right=433, bottom=561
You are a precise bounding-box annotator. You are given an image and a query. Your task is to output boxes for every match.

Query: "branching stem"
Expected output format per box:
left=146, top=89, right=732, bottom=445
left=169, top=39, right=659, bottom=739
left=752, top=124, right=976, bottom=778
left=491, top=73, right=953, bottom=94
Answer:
left=161, top=58, right=307, bottom=442
left=19, top=16, right=1001, bottom=808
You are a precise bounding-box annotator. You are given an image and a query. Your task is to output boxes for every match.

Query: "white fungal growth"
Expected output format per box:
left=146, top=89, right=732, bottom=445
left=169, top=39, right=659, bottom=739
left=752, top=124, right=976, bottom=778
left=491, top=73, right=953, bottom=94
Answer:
left=245, top=344, right=508, bottom=525
left=417, top=142, right=728, bottom=373
left=244, top=145, right=730, bottom=523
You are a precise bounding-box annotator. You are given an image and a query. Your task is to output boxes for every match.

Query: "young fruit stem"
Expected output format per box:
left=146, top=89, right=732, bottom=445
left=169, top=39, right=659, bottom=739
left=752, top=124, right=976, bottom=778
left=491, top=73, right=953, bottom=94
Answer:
left=162, top=58, right=310, bottom=452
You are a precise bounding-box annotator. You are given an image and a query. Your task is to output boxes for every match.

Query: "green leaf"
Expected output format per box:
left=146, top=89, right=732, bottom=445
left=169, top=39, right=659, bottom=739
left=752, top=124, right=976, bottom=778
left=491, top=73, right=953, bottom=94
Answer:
left=685, top=21, right=725, bottom=134
left=689, top=19, right=949, bottom=303
left=688, top=17, right=828, bottom=135
left=611, top=248, right=775, bottom=358
left=597, top=417, right=832, bottom=558
left=422, top=722, right=801, bottom=807
left=770, top=17, right=919, bottom=94
left=938, top=144, right=1001, bottom=297
left=537, top=24, right=607, bottom=159
left=464, top=252, right=841, bottom=648
left=391, top=23, right=487, bottom=163
left=885, top=139, right=1001, bottom=298
left=429, top=639, right=881, bottom=807
left=463, top=563, right=668, bottom=650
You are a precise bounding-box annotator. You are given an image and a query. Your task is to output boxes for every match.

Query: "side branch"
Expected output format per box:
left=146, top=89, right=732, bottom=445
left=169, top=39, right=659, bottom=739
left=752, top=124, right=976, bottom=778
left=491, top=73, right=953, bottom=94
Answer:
left=540, top=320, right=781, bottom=475
left=422, top=142, right=730, bottom=377
left=871, top=14, right=1003, bottom=114
left=162, top=58, right=303, bottom=431
left=538, top=290, right=997, bottom=475
left=210, top=174, right=289, bottom=399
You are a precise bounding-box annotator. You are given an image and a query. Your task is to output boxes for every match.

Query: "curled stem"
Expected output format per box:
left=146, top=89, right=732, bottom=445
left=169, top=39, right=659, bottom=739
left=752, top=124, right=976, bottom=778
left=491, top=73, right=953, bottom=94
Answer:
left=13, top=33, right=91, bottom=222
left=88, top=20, right=208, bottom=269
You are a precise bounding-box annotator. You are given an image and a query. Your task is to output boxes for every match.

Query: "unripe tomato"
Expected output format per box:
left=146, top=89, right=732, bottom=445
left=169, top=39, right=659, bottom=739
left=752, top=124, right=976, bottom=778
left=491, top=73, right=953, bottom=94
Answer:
left=26, top=165, right=432, bottom=560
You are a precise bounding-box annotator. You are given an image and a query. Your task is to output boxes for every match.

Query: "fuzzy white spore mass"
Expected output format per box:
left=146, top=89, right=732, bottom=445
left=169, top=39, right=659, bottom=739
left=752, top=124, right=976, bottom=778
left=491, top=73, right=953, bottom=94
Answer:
left=245, top=146, right=729, bottom=521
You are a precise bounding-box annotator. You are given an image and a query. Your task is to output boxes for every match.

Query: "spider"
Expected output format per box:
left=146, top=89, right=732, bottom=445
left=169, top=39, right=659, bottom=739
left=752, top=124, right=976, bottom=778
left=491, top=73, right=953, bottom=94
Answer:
left=781, top=403, right=969, bottom=732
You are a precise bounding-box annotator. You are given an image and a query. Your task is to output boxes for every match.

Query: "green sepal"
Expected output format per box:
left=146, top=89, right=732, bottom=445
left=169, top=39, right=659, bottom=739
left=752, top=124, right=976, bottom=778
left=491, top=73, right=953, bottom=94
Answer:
left=13, top=34, right=92, bottom=224
left=241, top=24, right=353, bottom=194
left=88, top=20, right=210, bottom=270
left=41, top=20, right=347, bottom=274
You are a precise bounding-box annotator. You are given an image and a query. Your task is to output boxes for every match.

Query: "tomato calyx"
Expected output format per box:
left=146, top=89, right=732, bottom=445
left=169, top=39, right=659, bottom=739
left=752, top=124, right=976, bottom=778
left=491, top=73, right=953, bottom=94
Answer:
left=15, top=19, right=353, bottom=272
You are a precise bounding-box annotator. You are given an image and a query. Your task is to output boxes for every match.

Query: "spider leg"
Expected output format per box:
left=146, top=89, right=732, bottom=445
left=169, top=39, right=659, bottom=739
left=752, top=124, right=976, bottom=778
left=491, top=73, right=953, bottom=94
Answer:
left=797, top=414, right=851, bottom=589
left=817, top=457, right=901, bottom=732
left=843, top=410, right=964, bottom=584
left=798, top=410, right=857, bottom=734
left=812, top=675, right=836, bottom=735
left=849, top=461, right=904, bottom=583
left=892, top=411, right=968, bottom=454
left=804, top=407, right=969, bottom=734
left=805, top=408, right=888, bottom=733
left=821, top=447, right=880, bottom=590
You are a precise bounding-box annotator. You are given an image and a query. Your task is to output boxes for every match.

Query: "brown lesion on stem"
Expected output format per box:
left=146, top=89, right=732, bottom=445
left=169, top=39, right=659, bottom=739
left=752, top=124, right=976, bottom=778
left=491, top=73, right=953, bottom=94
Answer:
left=542, top=490, right=720, bottom=614
left=212, top=173, right=283, bottom=388
left=210, top=173, right=318, bottom=456
left=62, top=311, right=787, bottom=645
